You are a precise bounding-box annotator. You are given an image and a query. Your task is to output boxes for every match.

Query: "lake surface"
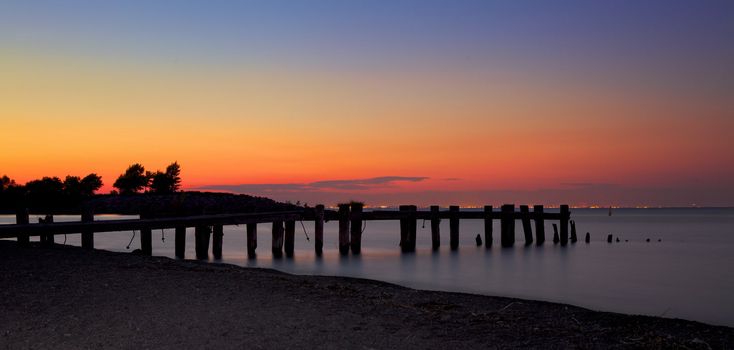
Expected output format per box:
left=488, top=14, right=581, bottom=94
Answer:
left=2, top=208, right=733, bottom=327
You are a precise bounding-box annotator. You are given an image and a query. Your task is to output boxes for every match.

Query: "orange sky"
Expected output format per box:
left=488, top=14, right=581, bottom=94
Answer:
left=2, top=2, right=733, bottom=206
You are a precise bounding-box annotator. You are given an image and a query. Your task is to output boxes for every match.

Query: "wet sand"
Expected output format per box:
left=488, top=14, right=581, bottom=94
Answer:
left=1, top=241, right=732, bottom=349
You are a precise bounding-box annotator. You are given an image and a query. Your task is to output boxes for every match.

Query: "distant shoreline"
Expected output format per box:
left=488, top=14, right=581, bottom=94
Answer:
left=1, top=240, right=732, bottom=348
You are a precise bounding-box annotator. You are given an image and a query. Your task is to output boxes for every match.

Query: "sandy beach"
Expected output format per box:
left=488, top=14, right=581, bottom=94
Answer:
left=1, top=240, right=732, bottom=349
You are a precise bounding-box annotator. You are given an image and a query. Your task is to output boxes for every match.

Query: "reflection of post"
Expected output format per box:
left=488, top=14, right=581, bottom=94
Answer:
left=483, top=205, right=493, bottom=249
left=350, top=202, right=363, bottom=254
left=314, top=205, right=324, bottom=256
left=338, top=204, right=350, bottom=255
left=81, top=208, right=94, bottom=249
left=15, top=208, right=29, bottom=247
left=430, top=206, right=441, bottom=250
left=534, top=205, right=545, bottom=245
left=449, top=206, right=460, bottom=250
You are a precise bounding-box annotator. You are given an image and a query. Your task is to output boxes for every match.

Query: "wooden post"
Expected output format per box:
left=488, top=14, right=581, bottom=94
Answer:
left=560, top=205, right=570, bottom=245
left=15, top=208, right=29, bottom=247
left=570, top=220, right=578, bottom=243
left=195, top=226, right=210, bottom=259
left=338, top=204, right=350, bottom=255
left=40, top=214, right=54, bottom=247
left=407, top=205, right=417, bottom=252
left=246, top=223, right=257, bottom=258
left=607, top=234, right=613, bottom=243
left=284, top=220, right=295, bottom=258
left=430, top=205, right=440, bottom=251
left=272, top=221, right=284, bottom=258
left=398, top=205, right=417, bottom=253
left=399, top=205, right=409, bottom=252
left=553, top=224, right=559, bottom=244
left=140, top=227, right=152, bottom=256
left=81, top=208, right=94, bottom=249
left=175, top=226, right=186, bottom=259
left=314, top=205, right=324, bottom=256
left=483, top=205, right=493, bottom=249
left=449, top=205, right=460, bottom=250
left=212, top=224, right=223, bottom=259
left=533, top=205, right=545, bottom=245
left=520, top=205, right=533, bottom=245
left=585, top=232, right=590, bottom=243
left=350, top=202, right=364, bottom=255
left=500, top=204, right=515, bottom=247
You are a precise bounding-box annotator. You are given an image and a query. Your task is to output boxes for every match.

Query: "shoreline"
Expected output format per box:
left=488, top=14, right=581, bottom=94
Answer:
left=1, top=240, right=732, bottom=349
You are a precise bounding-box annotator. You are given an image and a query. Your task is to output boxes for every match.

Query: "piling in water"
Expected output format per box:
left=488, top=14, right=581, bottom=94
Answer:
left=314, top=205, right=324, bottom=256
left=81, top=208, right=94, bottom=249
left=607, top=234, right=613, bottom=243
left=350, top=202, right=364, bottom=255
left=15, top=208, right=29, bottom=247
left=520, top=205, right=533, bottom=245
left=284, top=220, right=295, bottom=258
left=140, top=227, right=152, bottom=256
left=246, top=223, right=257, bottom=258
left=400, top=205, right=417, bottom=252
left=430, top=205, right=441, bottom=250
left=475, top=234, right=482, bottom=246
left=449, top=206, right=460, bottom=250
left=195, top=226, right=211, bottom=259
left=338, top=204, right=350, bottom=255
left=552, top=223, right=559, bottom=244
left=483, top=205, right=493, bottom=249
left=501, top=204, right=515, bottom=247
left=570, top=220, right=577, bottom=243
left=175, top=226, right=186, bottom=258
left=40, top=214, right=54, bottom=247
left=585, top=232, right=590, bottom=243
left=534, top=205, right=545, bottom=245
left=212, top=224, right=224, bottom=259
left=560, top=205, right=570, bottom=245
left=271, top=221, right=284, bottom=258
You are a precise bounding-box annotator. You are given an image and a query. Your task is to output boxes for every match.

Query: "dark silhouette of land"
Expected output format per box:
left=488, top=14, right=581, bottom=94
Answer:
left=1, top=241, right=731, bottom=349
left=1, top=163, right=301, bottom=216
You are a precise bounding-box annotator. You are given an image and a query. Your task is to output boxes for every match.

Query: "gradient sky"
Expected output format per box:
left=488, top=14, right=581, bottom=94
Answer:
left=1, top=0, right=733, bottom=207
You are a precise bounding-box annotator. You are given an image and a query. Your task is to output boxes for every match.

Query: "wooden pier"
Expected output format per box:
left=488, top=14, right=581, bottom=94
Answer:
left=0, top=204, right=571, bottom=259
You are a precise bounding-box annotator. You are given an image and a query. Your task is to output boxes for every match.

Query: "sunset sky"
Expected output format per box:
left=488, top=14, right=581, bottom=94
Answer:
left=1, top=1, right=733, bottom=207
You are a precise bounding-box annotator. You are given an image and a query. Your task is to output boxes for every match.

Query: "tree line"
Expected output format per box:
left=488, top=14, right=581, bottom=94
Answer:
left=0, top=162, right=182, bottom=212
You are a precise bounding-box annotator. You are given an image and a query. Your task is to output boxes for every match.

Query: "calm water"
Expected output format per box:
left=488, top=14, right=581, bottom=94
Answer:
left=2, top=208, right=733, bottom=327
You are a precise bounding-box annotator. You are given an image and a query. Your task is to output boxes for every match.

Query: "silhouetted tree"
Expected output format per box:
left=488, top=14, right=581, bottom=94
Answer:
left=25, top=177, right=64, bottom=212
left=0, top=175, right=24, bottom=211
left=79, top=173, right=103, bottom=196
left=149, top=162, right=181, bottom=194
left=63, top=175, right=81, bottom=195
left=113, top=164, right=150, bottom=195
left=0, top=175, right=16, bottom=191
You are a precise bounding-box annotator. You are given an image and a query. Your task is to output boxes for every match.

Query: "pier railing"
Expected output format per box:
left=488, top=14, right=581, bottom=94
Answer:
left=0, top=204, right=573, bottom=259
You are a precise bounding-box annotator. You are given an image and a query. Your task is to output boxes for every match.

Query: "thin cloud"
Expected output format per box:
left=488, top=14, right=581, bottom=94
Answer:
left=199, top=176, right=429, bottom=193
